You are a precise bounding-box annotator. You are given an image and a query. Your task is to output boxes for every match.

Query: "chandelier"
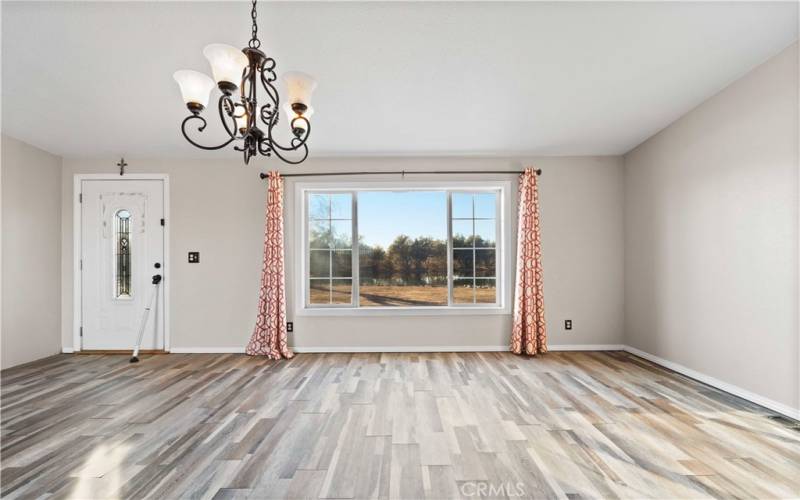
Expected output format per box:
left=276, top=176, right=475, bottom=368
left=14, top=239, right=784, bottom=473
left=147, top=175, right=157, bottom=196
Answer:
left=173, top=0, right=317, bottom=165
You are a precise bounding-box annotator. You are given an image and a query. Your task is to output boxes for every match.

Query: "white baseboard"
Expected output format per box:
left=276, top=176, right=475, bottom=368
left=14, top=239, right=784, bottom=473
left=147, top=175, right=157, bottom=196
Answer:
left=164, top=344, right=623, bottom=354
left=295, top=344, right=625, bottom=353
left=548, top=344, right=624, bottom=351
left=293, top=345, right=509, bottom=353
left=62, top=347, right=74, bottom=353
left=169, top=347, right=245, bottom=353
left=623, top=346, right=800, bottom=421
left=166, top=346, right=506, bottom=354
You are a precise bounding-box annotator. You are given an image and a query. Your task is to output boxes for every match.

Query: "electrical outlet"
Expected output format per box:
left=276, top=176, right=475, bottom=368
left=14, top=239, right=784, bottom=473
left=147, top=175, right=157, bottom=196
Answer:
left=188, top=252, right=199, bottom=263
left=565, top=319, right=572, bottom=330
left=286, top=322, right=293, bottom=333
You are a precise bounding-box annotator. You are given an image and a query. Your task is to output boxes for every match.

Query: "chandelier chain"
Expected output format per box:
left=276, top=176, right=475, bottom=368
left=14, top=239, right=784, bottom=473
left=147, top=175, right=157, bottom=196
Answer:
left=249, top=0, right=260, bottom=49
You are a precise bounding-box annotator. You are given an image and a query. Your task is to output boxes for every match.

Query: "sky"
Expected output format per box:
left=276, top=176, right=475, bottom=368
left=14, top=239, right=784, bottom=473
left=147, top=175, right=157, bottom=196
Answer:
left=358, top=191, right=447, bottom=248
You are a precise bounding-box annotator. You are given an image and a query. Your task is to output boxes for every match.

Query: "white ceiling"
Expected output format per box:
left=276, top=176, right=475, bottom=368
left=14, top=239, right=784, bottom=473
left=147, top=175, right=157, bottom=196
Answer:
left=2, top=1, right=797, bottom=160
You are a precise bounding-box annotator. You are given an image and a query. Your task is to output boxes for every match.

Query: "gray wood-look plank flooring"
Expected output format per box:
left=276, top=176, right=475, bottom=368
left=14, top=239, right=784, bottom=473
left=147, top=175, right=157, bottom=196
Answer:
left=1, top=351, right=798, bottom=499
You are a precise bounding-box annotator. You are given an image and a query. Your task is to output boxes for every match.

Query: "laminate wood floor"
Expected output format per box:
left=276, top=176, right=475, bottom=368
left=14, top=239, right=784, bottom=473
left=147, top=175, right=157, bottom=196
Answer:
left=1, top=352, right=798, bottom=499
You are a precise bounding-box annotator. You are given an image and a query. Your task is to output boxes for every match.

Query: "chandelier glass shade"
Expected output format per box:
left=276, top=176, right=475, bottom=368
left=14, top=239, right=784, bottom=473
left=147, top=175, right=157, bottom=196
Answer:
left=173, top=0, right=316, bottom=165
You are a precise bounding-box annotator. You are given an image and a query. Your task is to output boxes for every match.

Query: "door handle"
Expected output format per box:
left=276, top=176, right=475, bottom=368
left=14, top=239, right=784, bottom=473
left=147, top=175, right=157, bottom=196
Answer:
left=154, top=262, right=161, bottom=269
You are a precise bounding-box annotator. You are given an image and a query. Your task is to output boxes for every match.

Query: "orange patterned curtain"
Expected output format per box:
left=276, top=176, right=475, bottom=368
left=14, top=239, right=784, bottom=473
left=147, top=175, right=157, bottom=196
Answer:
left=246, top=171, right=294, bottom=359
left=510, top=168, right=546, bottom=355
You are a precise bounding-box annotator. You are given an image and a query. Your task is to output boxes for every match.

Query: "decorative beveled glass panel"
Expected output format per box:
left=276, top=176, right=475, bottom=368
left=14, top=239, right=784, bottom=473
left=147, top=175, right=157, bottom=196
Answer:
left=115, top=209, right=132, bottom=299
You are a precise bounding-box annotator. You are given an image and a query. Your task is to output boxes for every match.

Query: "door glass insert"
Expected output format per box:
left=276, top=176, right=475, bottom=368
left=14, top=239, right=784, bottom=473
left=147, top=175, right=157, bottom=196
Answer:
left=115, top=209, right=132, bottom=298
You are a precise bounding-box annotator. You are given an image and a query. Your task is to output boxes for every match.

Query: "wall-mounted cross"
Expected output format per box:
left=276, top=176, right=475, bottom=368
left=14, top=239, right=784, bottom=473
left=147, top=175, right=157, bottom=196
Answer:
left=117, top=157, right=128, bottom=176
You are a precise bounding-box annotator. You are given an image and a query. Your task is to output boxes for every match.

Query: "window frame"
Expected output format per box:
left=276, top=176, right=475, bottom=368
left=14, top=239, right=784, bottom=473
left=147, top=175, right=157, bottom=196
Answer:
left=305, top=191, right=358, bottom=308
left=448, top=190, right=501, bottom=306
left=294, top=180, right=513, bottom=316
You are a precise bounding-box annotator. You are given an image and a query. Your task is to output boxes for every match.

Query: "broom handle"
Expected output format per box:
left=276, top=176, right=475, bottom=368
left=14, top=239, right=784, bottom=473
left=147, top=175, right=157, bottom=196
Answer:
left=132, top=281, right=159, bottom=359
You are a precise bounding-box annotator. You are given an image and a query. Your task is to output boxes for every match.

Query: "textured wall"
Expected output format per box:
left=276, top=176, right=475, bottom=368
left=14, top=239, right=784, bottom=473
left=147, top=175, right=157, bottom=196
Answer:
left=60, top=155, right=624, bottom=351
left=2, top=135, right=63, bottom=368
left=624, top=43, right=799, bottom=410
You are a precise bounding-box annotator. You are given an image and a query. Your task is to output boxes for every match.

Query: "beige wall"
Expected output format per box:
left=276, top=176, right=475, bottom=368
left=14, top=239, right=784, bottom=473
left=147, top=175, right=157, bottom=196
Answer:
left=624, top=43, right=799, bottom=411
left=6, top=42, right=797, bottom=414
left=60, top=156, right=624, bottom=350
left=1, top=135, right=63, bottom=369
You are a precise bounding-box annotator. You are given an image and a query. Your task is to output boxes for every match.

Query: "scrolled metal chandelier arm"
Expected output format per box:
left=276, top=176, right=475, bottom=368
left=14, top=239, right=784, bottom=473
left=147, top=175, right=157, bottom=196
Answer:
left=174, top=0, right=316, bottom=165
left=180, top=114, right=236, bottom=151
left=265, top=119, right=310, bottom=164
left=258, top=63, right=312, bottom=152
left=261, top=57, right=277, bottom=84
left=219, top=94, right=239, bottom=139
left=258, top=62, right=279, bottom=127
left=254, top=61, right=311, bottom=163
left=268, top=113, right=312, bottom=152
left=264, top=105, right=311, bottom=164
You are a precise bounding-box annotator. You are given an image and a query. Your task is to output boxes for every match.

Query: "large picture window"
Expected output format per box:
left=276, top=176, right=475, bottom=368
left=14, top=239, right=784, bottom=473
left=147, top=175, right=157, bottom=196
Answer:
left=301, top=183, right=507, bottom=312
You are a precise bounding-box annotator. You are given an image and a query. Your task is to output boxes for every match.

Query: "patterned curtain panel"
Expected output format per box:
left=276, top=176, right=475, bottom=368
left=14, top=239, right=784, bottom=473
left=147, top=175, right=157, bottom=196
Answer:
left=246, top=171, right=294, bottom=359
left=510, top=168, right=547, bottom=355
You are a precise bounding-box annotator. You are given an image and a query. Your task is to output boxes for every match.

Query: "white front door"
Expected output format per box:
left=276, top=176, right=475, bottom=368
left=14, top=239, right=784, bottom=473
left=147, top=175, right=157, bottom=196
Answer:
left=81, top=179, right=165, bottom=350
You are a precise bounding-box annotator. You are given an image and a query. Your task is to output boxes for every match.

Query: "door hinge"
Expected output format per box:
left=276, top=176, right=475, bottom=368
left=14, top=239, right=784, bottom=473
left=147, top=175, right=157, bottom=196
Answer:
left=160, top=218, right=165, bottom=226
left=80, top=259, right=83, bottom=270
left=79, top=193, right=83, bottom=203
left=80, top=326, right=83, bottom=337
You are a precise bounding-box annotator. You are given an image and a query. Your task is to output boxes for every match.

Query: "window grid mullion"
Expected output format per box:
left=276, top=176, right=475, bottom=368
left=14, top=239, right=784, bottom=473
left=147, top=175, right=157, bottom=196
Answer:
left=472, top=195, right=477, bottom=304
left=352, top=191, right=359, bottom=308
left=328, top=197, right=333, bottom=304
left=496, top=191, right=501, bottom=307
left=447, top=191, right=453, bottom=307
left=306, top=191, right=311, bottom=308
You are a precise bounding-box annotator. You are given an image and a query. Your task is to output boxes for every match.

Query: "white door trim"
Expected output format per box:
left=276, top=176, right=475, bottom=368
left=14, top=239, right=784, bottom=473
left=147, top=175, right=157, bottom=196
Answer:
left=73, top=174, right=171, bottom=352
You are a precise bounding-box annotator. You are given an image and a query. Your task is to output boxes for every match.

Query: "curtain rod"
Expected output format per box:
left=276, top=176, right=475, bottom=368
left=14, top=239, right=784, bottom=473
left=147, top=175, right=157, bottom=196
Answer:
left=259, top=169, right=541, bottom=179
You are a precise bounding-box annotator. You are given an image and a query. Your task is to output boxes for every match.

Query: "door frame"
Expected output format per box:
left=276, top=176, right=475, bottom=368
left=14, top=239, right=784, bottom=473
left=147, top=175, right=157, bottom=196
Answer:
left=73, top=173, right=171, bottom=352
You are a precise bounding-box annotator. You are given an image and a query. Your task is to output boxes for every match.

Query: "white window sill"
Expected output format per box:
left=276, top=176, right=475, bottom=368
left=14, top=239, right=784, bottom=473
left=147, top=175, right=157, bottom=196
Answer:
left=295, top=306, right=511, bottom=317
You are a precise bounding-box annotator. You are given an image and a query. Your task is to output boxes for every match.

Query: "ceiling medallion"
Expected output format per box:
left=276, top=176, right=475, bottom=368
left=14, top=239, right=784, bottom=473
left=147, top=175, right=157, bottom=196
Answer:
left=173, top=0, right=316, bottom=165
